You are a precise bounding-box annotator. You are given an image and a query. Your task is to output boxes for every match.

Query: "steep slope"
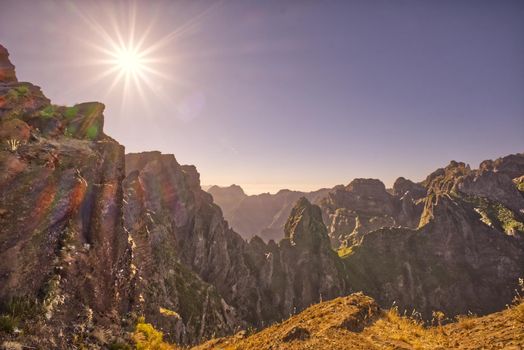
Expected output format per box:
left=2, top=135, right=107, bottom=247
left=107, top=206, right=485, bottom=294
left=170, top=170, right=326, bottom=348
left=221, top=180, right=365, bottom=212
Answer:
left=208, top=185, right=331, bottom=241
left=193, top=292, right=524, bottom=350
left=0, top=45, right=132, bottom=347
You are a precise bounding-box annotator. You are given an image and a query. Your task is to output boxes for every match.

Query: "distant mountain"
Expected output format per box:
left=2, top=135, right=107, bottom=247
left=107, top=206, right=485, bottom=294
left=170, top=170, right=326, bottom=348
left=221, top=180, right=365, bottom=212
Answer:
left=208, top=178, right=427, bottom=246
left=207, top=185, right=331, bottom=241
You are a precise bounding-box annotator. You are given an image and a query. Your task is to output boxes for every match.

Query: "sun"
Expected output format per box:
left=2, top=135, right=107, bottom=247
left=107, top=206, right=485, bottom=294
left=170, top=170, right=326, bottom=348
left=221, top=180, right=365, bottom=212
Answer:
left=114, top=46, right=144, bottom=74
left=69, top=1, right=223, bottom=114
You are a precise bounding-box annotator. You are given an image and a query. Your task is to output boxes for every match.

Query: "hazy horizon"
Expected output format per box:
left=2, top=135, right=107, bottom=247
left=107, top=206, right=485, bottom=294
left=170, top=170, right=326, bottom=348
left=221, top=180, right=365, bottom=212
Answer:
left=1, top=0, right=523, bottom=194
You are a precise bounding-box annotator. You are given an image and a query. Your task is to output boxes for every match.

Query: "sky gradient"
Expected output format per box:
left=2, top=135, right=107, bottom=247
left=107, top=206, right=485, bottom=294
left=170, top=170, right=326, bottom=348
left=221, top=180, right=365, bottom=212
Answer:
left=1, top=0, right=523, bottom=194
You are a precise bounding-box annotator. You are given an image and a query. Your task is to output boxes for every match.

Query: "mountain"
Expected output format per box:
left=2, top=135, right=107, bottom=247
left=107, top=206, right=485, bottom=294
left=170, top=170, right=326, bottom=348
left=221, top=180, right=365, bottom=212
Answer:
left=1, top=44, right=523, bottom=349
left=194, top=291, right=524, bottom=350
left=207, top=185, right=331, bottom=241
left=339, top=158, right=524, bottom=319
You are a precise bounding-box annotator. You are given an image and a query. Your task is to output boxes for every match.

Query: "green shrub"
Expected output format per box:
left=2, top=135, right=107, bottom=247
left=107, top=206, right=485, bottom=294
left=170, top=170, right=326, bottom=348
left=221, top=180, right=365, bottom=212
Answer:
left=0, top=315, right=18, bottom=333
left=3, top=296, right=42, bottom=319
left=15, top=86, right=29, bottom=96
left=64, top=106, right=79, bottom=119
left=39, top=105, right=57, bottom=119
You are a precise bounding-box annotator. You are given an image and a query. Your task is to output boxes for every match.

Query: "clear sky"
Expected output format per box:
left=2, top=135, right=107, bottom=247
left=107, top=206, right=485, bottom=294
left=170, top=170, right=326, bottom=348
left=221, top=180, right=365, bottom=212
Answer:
left=1, top=0, right=523, bottom=194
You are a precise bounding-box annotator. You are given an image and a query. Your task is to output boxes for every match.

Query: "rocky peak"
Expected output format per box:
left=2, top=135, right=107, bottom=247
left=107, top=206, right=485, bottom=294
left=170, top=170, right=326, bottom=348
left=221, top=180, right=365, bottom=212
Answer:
left=0, top=45, right=17, bottom=83
left=181, top=165, right=201, bottom=191
left=480, top=153, right=524, bottom=179
left=345, top=178, right=387, bottom=197
left=284, top=197, right=330, bottom=248
left=392, top=177, right=426, bottom=199
left=423, top=160, right=472, bottom=195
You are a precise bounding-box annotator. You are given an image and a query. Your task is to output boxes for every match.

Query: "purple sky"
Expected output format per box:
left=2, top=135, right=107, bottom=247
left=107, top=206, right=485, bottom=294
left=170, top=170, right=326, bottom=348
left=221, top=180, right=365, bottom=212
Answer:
left=1, top=0, right=523, bottom=194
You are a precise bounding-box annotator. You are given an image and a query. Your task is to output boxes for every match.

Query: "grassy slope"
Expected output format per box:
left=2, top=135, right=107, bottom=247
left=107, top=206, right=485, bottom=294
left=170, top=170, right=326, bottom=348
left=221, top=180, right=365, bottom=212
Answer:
left=192, top=293, right=524, bottom=350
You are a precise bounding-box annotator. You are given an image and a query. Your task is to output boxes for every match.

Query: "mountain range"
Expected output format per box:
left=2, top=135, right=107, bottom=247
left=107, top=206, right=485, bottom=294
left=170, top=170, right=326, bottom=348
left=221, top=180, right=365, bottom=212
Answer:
left=1, top=44, right=523, bottom=349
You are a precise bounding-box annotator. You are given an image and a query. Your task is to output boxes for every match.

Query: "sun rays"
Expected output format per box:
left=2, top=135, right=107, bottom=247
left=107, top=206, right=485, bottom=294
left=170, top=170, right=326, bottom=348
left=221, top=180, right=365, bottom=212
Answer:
left=63, top=1, right=223, bottom=117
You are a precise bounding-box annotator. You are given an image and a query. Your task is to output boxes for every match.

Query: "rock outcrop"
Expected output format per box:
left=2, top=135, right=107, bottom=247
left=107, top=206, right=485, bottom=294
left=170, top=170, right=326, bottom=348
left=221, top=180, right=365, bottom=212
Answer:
left=207, top=184, right=247, bottom=217
left=320, top=178, right=424, bottom=247
left=0, top=46, right=132, bottom=348
left=0, top=45, right=17, bottom=83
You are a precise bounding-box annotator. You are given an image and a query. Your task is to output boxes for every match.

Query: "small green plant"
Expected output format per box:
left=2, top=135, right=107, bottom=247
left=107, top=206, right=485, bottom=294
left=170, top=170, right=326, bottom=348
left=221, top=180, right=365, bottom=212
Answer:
left=64, top=126, right=74, bottom=137
left=0, top=296, right=42, bottom=334
left=14, top=86, right=29, bottom=96
left=39, top=105, right=57, bottom=119
left=432, top=310, right=445, bottom=328
left=109, top=342, right=132, bottom=350
left=86, top=125, right=99, bottom=140
left=64, top=106, right=79, bottom=119
left=0, top=315, right=18, bottom=333
left=5, top=138, right=21, bottom=152
left=6, top=86, right=29, bottom=101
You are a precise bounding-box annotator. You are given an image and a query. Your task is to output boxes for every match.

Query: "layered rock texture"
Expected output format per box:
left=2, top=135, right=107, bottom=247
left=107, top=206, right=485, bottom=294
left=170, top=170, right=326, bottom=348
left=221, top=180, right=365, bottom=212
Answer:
left=207, top=185, right=330, bottom=241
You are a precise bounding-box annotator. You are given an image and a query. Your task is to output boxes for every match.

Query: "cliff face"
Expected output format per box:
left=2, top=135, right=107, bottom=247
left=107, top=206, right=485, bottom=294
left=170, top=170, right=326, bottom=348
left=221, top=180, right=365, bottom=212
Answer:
left=0, top=45, right=17, bottom=83
left=123, top=152, right=246, bottom=344
left=0, top=45, right=132, bottom=347
left=123, top=153, right=347, bottom=331
left=0, top=45, right=347, bottom=347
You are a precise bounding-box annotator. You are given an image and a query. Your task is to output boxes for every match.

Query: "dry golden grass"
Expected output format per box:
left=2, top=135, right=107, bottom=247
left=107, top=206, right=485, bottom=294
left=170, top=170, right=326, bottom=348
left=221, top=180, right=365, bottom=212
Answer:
left=192, top=294, right=524, bottom=350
